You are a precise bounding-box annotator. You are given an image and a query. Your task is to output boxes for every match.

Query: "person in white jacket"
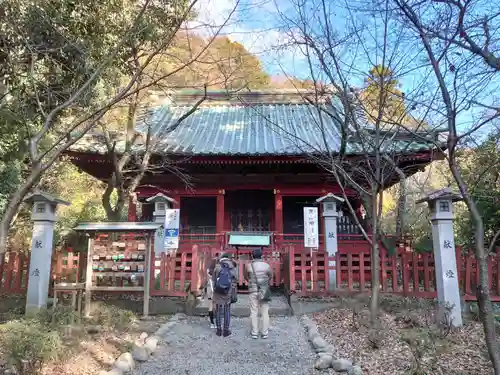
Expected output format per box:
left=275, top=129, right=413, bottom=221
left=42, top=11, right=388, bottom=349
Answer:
left=245, top=248, right=272, bottom=339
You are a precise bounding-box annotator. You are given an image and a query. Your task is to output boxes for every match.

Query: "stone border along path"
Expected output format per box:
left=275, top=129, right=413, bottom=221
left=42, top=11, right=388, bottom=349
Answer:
left=128, top=314, right=319, bottom=375
left=98, top=315, right=181, bottom=375
left=300, top=315, right=363, bottom=374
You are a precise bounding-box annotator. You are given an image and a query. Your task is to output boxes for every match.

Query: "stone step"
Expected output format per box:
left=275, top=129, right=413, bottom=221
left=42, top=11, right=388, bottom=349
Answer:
left=193, top=294, right=291, bottom=317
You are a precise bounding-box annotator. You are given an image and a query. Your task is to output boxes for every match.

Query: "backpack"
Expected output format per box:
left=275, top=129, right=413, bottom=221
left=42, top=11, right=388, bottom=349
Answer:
left=214, top=261, right=232, bottom=295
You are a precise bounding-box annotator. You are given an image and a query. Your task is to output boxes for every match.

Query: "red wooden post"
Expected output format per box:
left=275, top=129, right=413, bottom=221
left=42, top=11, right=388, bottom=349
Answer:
left=323, top=252, right=329, bottom=294
left=311, top=252, right=317, bottom=292
left=423, top=254, right=430, bottom=291
left=174, top=195, right=181, bottom=209
left=289, top=247, right=296, bottom=294
left=301, top=252, right=307, bottom=294
left=160, top=253, right=166, bottom=290
left=191, top=245, right=199, bottom=294
left=359, top=252, right=366, bottom=291
left=274, top=189, right=283, bottom=234
left=13, top=253, right=24, bottom=292
left=216, top=190, right=225, bottom=233
left=335, top=252, right=341, bottom=288
left=465, top=250, right=472, bottom=296
left=347, top=253, right=353, bottom=291
left=391, top=252, right=398, bottom=292
left=380, top=249, right=386, bottom=292
left=412, top=253, right=419, bottom=292
left=128, top=196, right=137, bottom=221
left=180, top=252, right=187, bottom=293
left=402, top=252, right=410, bottom=295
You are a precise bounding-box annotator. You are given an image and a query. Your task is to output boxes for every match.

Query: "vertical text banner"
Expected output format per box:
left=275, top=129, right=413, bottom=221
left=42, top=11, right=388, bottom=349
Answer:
left=164, top=209, right=180, bottom=253
left=304, top=207, right=319, bottom=249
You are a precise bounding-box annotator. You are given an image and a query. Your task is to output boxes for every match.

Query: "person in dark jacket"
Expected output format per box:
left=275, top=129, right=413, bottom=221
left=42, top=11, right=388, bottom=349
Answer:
left=206, top=255, right=218, bottom=329
left=212, top=253, right=237, bottom=337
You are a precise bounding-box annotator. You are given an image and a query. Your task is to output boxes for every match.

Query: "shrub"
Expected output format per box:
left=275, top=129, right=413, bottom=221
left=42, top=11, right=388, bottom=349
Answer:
left=0, top=319, right=63, bottom=374
left=91, top=305, right=136, bottom=330
left=35, top=305, right=77, bottom=327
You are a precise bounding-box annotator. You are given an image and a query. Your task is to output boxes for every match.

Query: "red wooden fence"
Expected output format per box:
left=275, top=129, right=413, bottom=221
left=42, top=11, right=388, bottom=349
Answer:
left=2, top=244, right=500, bottom=301
left=284, top=246, right=500, bottom=301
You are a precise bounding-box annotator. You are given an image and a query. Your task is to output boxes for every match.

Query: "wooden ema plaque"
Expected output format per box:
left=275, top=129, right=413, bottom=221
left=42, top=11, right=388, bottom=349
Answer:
left=84, top=232, right=152, bottom=317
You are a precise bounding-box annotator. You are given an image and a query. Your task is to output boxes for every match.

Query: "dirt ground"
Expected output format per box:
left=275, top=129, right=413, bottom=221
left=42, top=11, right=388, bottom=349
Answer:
left=41, top=316, right=169, bottom=375
left=310, top=296, right=493, bottom=375
left=0, top=297, right=170, bottom=375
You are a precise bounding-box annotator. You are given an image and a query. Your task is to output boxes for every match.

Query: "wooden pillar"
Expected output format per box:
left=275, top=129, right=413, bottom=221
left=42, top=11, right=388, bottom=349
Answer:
left=216, top=190, right=225, bottom=233
left=128, top=195, right=137, bottom=222
left=274, top=189, right=283, bottom=234
left=172, top=193, right=181, bottom=209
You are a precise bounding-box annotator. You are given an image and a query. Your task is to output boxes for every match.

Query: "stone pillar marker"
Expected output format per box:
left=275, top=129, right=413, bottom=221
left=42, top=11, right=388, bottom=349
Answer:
left=146, top=193, right=176, bottom=256
left=316, top=193, right=344, bottom=291
left=24, top=191, right=70, bottom=316
left=417, top=187, right=463, bottom=327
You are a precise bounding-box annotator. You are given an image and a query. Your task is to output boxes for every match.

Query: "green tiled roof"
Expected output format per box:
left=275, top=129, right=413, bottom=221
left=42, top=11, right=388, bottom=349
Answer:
left=70, top=93, right=446, bottom=156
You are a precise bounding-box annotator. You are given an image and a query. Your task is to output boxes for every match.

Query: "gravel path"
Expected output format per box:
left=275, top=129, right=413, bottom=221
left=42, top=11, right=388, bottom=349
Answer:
left=133, top=316, right=316, bottom=375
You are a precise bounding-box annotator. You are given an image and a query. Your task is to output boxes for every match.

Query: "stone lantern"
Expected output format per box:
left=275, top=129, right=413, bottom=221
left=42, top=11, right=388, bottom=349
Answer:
left=24, top=191, right=70, bottom=316
left=316, top=192, right=344, bottom=290
left=416, top=187, right=463, bottom=327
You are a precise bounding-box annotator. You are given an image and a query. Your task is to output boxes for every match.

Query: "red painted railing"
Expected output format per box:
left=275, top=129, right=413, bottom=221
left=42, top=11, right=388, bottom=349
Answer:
left=1, top=238, right=499, bottom=301
left=0, top=251, right=84, bottom=295
left=284, top=246, right=500, bottom=301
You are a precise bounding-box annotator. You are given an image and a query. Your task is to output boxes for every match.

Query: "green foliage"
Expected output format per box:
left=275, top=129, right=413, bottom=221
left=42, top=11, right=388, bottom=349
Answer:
left=361, top=65, right=407, bottom=128
left=382, top=130, right=500, bottom=251
left=0, top=319, right=63, bottom=373
left=36, top=305, right=79, bottom=327
left=90, top=304, right=136, bottom=330
left=454, top=133, right=500, bottom=249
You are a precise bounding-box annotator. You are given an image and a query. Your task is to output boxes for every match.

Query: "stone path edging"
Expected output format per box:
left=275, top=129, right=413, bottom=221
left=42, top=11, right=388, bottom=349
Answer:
left=300, top=315, right=363, bottom=374
left=98, top=314, right=183, bottom=375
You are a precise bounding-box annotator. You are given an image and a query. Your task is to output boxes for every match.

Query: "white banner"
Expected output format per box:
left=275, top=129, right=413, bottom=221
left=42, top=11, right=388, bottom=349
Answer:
left=304, top=207, right=319, bottom=248
left=164, top=209, right=180, bottom=252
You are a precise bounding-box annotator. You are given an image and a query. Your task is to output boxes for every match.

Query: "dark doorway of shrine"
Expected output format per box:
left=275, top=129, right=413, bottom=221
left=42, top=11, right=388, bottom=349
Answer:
left=226, top=190, right=274, bottom=232
left=180, top=197, right=217, bottom=236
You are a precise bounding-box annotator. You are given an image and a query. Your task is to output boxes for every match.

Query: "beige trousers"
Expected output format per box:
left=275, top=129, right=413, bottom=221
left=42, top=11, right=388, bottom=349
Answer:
left=249, top=292, right=270, bottom=336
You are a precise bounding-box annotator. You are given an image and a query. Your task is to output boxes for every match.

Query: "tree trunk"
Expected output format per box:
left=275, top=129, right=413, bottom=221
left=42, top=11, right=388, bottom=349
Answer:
left=395, top=176, right=406, bottom=239
left=102, top=177, right=127, bottom=221
left=450, top=162, right=500, bottom=373
left=0, top=167, right=41, bottom=254
left=369, top=191, right=380, bottom=326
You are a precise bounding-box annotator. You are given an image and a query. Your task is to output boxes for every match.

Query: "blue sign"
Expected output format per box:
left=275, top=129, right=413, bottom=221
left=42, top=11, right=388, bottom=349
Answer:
left=165, top=228, right=179, bottom=237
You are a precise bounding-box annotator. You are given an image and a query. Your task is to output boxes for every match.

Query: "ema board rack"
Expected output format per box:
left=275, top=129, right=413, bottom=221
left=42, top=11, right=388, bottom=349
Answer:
left=74, top=221, right=164, bottom=317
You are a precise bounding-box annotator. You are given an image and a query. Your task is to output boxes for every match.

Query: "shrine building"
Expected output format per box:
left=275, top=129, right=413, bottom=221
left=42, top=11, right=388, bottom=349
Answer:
left=67, top=90, right=445, bottom=254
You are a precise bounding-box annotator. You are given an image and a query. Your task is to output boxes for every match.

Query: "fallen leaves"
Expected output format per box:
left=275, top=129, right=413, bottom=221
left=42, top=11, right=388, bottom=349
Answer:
left=311, top=296, right=493, bottom=375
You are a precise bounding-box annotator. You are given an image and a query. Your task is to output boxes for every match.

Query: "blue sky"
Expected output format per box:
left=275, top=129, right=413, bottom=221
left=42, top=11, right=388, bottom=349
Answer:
left=190, top=0, right=499, bottom=136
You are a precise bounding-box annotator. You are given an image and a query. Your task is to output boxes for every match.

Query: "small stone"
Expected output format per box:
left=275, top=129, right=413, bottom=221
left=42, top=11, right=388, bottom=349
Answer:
left=132, top=345, right=150, bottom=362
left=307, top=327, right=319, bottom=340
left=314, top=353, right=333, bottom=370
left=176, top=313, right=188, bottom=321
left=347, top=365, right=363, bottom=375
left=99, top=369, right=123, bottom=375
left=316, top=344, right=335, bottom=354
left=139, top=332, right=149, bottom=342
left=332, top=358, right=353, bottom=372
left=114, top=352, right=135, bottom=372
left=311, top=335, right=328, bottom=350
left=144, top=336, right=159, bottom=354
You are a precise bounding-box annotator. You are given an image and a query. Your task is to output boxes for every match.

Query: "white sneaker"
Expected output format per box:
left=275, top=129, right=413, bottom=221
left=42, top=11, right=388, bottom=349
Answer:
left=210, top=323, right=216, bottom=329
left=261, top=334, right=268, bottom=339
left=251, top=334, right=259, bottom=339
